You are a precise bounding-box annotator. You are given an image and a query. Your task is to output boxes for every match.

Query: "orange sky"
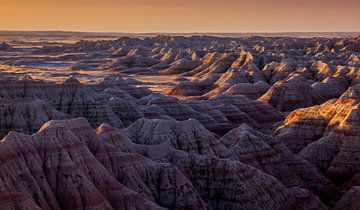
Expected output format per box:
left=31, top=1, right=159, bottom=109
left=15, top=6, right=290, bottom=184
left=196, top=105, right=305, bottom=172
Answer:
left=0, top=0, right=359, bottom=32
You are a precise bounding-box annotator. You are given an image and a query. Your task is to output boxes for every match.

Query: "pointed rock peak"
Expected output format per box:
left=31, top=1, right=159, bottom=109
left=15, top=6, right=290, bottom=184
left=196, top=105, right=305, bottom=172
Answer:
left=0, top=42, right=12, bottom=50
left=220, top=123, right=262, bottom=147
left=115, top=77, right=124, bottom=81
left=131, top=117, right=207, bottom=133
left=1, top=131, right=28, bottom=143
left=38, top=120, right=66, bottom=132
left=181, top=118, right=207, bottom=128
left=225, top=123, right=255, bottom=136
left=63, top=75, right=81, bottom=84
left=103, top=87, right=126, bottom=95
left=140, top=93, right=178, bottom=105
left=340, top=84, right=360, bottom=100
left=19, top=75, right=34, bottom=81
left=112, top=47, right=129, bottom=56
left=96, top=123, right=117, bottom=134
left=39, top=117, right=91, bottom=132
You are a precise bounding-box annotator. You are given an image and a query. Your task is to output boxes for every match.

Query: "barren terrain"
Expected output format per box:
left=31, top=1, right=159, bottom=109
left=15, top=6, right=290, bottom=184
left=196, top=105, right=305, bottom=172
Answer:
left=0, top=31, right=359, bottom=209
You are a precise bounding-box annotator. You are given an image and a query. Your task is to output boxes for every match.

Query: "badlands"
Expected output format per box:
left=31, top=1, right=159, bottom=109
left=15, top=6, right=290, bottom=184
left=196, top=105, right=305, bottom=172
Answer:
left=0, top=32, right=359, bottom=209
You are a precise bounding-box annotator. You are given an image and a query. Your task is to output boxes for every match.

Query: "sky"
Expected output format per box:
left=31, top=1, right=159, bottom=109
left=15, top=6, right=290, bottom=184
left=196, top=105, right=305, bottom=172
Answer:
left=0, top=0, right=359, bottom=33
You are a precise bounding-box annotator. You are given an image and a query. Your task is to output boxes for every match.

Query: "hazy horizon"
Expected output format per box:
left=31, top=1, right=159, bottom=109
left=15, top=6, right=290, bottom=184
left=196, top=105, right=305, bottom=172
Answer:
left=1, top=30, right=360, bottom=34
left=1, top=0, right=359, bottom=33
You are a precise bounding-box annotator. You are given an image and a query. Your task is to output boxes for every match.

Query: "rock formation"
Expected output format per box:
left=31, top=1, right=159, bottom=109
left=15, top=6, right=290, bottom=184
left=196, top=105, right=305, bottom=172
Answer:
left=0, top=77, right=124, bottom=128
left=0, top=33, right=359, bottom=209
left=278, top=85, right=360, bottom=184
left=0, top=120, right=163, bottom=209
left=0, top=42, right=12, bottom=51
left=0, top=98, right=69, bottom=137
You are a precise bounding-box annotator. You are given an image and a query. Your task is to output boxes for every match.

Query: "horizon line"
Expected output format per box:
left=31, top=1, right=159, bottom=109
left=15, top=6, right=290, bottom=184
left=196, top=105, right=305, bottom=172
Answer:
left=0, top=29, right=360, bottom=34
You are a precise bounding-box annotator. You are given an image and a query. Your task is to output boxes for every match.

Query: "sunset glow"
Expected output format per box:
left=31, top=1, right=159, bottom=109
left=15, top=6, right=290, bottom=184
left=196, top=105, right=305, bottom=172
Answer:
left=0, top=0, right=359, bottom=32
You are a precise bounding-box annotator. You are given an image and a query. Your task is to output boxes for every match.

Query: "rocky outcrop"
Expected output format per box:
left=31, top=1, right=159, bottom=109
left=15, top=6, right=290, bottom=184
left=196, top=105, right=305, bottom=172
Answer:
left=0, top=42, right=13, bottom=51
left=107, top=97, right=144, bottom=127
left=45, top=118, right=208, bottom=209
left=311, top=76, right=349, bottom=101
left=225, top=81, right=270, bottom=100
left=140, top=94, right=230, bottom=133
left=0, top=116, right=328, bottom=210
left=160, top=59, right=201, bottom=74
left=167, top=80, right=208, bottom=96
left=0, top=77, right=123, bottom=128
left=91, top=77, right=151, bottom=99
left=0, top=98, right=69, bottom=137
left=276, top=117, right=327, bottom=153
left=258, top=74, right=317, bottom=111
left=220, top=124, right=335, bottom=198
left=125, top=118, right=229, bottom=157
left=279, top=85, right=360, bottom=183
left=0, top=121, right=162, bottom=209
left=210, top=93, right=283, bottom=125
left=262, top=59, right=298, bottom=84
left=1, top=34, right=360, bottom=209
left=99, top=119, right=326, bottom=210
